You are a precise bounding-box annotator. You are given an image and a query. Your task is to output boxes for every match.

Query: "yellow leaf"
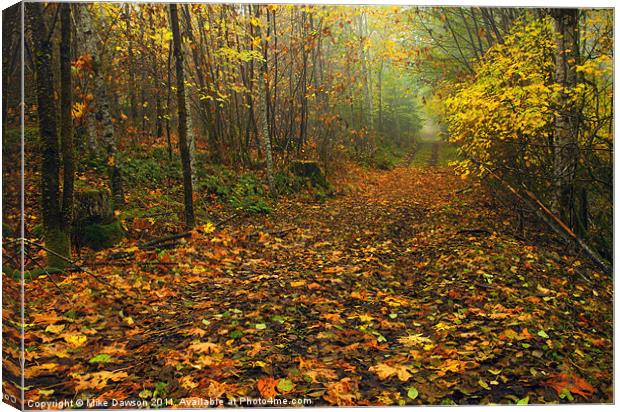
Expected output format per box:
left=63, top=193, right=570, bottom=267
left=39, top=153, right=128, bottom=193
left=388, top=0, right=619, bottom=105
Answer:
left=180, top=375, right=198, bottom=390
left=64, top=334, right=87, bottom=348
left=201, top=222, right=216, bottom=234
left=369, top=363, right=412, bottom=381
left=45, top=324, right=65, bottom=334
left=358, top=314, right=374, bottom=323
left=398, top=334, right=432, bottom=347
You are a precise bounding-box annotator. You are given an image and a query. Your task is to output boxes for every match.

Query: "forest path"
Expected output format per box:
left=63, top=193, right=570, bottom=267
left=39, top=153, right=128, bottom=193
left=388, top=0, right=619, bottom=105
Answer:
left=23, top=164, right=613, bottom=405
left=160, top=164, right=612, bottom=404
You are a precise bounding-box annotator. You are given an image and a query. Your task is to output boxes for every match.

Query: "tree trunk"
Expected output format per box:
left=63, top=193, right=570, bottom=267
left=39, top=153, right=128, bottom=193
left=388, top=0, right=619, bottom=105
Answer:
left=124, top=4, right=137, bottom=126
left=27, top=2, right=71, bottom=268
left=170, top=3, right=196, bottom=228
left=256, top=7, right=275, bottom=191
left=551, top=8, right=580, bottom=227
left=183, top=5, right=220, bottom=162
left=60, top=3, right=74, bottom=230
left=75, top=4, right=124, bottom=207
left=165, top=39, right=173, bottom=161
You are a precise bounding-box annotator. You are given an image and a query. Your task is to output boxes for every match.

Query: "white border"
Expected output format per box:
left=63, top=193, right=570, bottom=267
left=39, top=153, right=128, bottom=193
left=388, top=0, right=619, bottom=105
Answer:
left=0, top=2, right=616, bottom=412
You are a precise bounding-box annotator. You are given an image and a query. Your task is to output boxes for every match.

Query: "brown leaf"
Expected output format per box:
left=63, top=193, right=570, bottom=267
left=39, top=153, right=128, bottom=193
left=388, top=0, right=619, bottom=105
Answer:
left=257, top=377, right=279, bottom=398
left=72, top=371, right=129, bottom=391
left=545, top=372, right=596, bottom=398
left=323, top=378, right=359, bottom=406
left=369, top=363, right=413, bottom=381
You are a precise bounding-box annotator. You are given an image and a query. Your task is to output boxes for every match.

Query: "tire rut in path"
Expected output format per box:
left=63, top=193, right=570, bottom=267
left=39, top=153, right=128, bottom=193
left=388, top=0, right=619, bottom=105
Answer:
left=428, top=141, right=439, bottom=166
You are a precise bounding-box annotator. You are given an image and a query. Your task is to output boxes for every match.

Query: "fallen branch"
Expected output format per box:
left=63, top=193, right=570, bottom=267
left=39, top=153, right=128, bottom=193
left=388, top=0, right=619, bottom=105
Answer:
left=453, top=185, right=473, bottom=195
left=480, top=168, right=611, bottom=277
left=247, top=227, right=297, bottom=239
left=80, top=261, right=179, bottom=267
left=139, top=231, right=193, bottom=249
left=25, top=250, right=72, bottom=304
left=138, top=212, right=240, bottom=250
left=457, top=228, right=491, bottom=236
left=521, top=189, right=610, bottom=277
left=22, top=239, right=113, bottom=288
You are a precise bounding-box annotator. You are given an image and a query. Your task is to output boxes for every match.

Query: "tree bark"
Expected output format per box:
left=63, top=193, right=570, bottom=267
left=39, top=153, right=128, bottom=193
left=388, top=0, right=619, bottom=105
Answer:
left=124, top=4, right=137, bottom=126
left=75, top=4, right=124, bottom=207
left=256, top=7, right=275, bottom=191
left=27, top=2, right=71, bottom=268
left=183, top=5, right=220, bottom=162
left=551, top=8, right=580, bottom=227
left=60, top=3, right=74, bottom=229
left=170, top=3, right=196, bottom=228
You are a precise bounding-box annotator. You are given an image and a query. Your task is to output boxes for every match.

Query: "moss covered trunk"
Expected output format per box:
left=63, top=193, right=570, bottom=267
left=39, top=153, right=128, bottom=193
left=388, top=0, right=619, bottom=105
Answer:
left=45, top=227, right=71, bottom=269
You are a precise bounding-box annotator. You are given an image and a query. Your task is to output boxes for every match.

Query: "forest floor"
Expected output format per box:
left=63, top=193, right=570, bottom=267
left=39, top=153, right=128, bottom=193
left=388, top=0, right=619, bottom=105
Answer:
left=8, top=143, right=613, bottom=406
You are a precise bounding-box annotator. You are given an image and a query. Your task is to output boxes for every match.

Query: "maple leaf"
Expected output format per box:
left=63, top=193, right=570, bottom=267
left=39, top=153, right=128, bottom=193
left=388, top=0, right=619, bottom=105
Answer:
left=72, top=371, right=129, bottom=391
left=45, top=324, right=65, bottom=334
left=358, top=314, right=375, bottom=323
left=188, top=341, right=221, bottom=354
left=369, top=363, right=413, bottom=381
left=257, top=377, right=279, bottom=398
left=63, top=334, right=87, bottom=348
left=398, top=334, right=432, bottom=347
left=185, top=327, right=207, bottom=337
left=299, top=358, right=339, bottom=382
left=323, top=378, right=359, bottom=406
left=179, top=376, right=198, bottom=390
left=247, top=342, right=264, bottom=357
left=205, top=380, right=228, bottom=398
left=25, top=363, right=61, bottom=379
left=436, top=359, right=479, bottom=376
left=545, top=372, right=596, bottom=399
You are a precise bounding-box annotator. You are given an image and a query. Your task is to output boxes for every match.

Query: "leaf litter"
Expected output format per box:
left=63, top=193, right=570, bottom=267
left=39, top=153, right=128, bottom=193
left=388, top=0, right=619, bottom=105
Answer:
left=17, top=165, right=612, bottom=405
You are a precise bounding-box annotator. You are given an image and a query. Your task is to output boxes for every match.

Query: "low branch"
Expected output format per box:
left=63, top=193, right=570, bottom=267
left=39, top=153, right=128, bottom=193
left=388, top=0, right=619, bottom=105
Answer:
left=481, top=168, right=612, bottom=277
left=22, top=239, right=113, bottom=285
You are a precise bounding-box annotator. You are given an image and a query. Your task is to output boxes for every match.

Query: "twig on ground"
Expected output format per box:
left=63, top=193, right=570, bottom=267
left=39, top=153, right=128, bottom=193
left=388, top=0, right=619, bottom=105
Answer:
left=22, top=239, right=112, bottom=288
left=457, top=228, right=491, bottom=236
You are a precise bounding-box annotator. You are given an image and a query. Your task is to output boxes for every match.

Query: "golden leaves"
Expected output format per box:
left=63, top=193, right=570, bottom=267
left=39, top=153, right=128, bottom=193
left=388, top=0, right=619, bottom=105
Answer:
left=72, top=371, right=129, bottom=391
left=369, top=363, right=413, bottom=381
left=25, top=363, right=62, bottom=379
left=64, top=334, right=87, bottom=348
left=435, top=359, right=479, bottom=377
left=179, top=375, right=199, bottom=391
left=71, top=102, right=87, bottom=121
left=398, top=334, right=432, bottom=347
left=44, top=324, right=65, bottom=334
left=323, top=378, right=359, bottom=406
left=188, top=341, right=221, bottom=354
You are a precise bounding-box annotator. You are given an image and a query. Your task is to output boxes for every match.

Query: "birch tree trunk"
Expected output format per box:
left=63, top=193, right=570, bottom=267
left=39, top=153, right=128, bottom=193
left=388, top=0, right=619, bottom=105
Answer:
left=257, top=8, right=275, bottom=191
left=75, top=4, right=124, bottom=207
left=551, top=8, right=580, bottom=227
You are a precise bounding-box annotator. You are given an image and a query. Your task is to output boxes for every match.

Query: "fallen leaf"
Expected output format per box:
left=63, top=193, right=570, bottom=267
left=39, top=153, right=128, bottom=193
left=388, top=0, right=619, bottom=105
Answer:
left=545, top=372, right=595, bottom=398
left=257, top=377, right=279, bottom=398
left=64, top=334, right=87, bottom=348
left=323, top=378, right=358, bottom=406
left=369, top=363, right=412, bottom=381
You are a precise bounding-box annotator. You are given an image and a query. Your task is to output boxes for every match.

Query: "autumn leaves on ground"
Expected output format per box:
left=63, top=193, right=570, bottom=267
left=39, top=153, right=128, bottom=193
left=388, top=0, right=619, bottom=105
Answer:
left=8, top=144, right=611, bottom=406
